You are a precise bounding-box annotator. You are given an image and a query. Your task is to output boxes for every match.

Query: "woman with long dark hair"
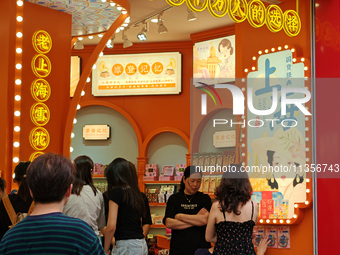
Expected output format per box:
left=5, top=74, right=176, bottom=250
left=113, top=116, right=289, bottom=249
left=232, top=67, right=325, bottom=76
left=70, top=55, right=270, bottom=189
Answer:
left=206, top=164, right=259, bottom=255
left=104, top=158, right=151, bottom=255
left=63, top=155, right=105, bottom=237
left=163, top=166, right=212, bottom=255
left=0, top=161, right=33, bottom=240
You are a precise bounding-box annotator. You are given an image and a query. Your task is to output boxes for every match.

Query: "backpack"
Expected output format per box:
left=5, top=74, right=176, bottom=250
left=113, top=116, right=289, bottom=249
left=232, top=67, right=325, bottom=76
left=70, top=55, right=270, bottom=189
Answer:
left=2, top=195, right=35, bottom=228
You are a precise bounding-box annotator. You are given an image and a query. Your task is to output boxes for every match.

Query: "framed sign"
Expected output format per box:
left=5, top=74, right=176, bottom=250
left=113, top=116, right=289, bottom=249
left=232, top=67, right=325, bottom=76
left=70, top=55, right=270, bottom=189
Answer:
left=83, top=125, right=110, bottom=140
left=92, top=52, right=182, bottom=96
left=193, top=35, right=235, bottom=83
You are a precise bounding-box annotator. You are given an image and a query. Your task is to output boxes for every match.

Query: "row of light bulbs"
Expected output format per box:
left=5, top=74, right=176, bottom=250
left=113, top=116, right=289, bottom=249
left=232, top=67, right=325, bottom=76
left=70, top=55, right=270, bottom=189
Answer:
left=12, top=0, right=24, bottom=165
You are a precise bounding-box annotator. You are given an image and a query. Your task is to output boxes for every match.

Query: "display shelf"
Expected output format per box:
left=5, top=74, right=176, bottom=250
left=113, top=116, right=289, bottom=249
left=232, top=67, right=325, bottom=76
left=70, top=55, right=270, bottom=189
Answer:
left=145, top=181, right=180, bottom=185
left=150, top=224, right=166, bottom=228
left=149, top=203, right=167, bottom=206
left=93, top=175, right=105, bottom=178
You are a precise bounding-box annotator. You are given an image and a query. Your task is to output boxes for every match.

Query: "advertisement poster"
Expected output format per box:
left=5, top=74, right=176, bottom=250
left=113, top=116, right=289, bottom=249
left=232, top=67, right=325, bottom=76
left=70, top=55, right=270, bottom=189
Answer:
left=247, top=50, right=308, bottom=219
left=92, top=52, right=181, bottom=96
left=193, top=35, right=235, bottom=83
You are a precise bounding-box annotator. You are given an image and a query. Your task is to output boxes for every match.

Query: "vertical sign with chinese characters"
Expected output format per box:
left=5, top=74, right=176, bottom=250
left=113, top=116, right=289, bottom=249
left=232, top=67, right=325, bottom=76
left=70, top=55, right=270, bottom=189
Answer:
left=29, top=30, right=52, bottom=161
left=247, top=50, right=307, bottom=219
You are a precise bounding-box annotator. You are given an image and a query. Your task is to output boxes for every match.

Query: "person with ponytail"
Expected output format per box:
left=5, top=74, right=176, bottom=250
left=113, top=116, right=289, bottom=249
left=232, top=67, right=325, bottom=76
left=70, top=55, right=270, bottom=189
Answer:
left=0, top=161, right=33, bottom=240
left=163, top=166, right=212, bottom=255
left=104, top=158, right=151, bottom=255
left=63, top=155, right=106, bottom=238
left=205, top=164, right=259, bottom=255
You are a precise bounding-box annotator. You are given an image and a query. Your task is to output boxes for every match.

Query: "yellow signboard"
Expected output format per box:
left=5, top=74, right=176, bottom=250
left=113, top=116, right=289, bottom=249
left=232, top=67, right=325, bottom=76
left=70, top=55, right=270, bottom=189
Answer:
left=29, top=127, right=50, bottom=151
left=166, top=0, right=301, bottom=36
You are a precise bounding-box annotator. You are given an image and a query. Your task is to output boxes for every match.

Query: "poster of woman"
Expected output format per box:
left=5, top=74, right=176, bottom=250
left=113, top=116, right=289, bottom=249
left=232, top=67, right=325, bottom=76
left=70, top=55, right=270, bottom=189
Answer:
left=193, top=35, right=235, bottom=83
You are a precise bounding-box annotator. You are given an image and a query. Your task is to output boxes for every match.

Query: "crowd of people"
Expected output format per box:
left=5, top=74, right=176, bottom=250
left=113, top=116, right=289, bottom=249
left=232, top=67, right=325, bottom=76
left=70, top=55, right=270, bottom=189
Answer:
left=0, top=154, right=269, bottom=255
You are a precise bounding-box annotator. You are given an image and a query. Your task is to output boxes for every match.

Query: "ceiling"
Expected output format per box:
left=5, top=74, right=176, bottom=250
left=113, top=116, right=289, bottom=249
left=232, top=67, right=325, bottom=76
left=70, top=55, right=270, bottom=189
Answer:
left=79, top=0, right=235, bottom=46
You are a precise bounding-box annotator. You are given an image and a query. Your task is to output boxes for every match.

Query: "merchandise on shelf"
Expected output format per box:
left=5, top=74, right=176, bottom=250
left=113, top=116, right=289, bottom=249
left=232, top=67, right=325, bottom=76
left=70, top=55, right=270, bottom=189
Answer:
left=94, top=182, right=108, bottom=193
left=174, top=164, right=186, bottom=181
left=278, top=226, right=290, bottom=249
left=145, top=185, right=176, bottom=203
left=143, top=164, right=159, bottom=181
left=93, top=163, right=106, bottom=175
left=159, top=165, right=175, bottom=181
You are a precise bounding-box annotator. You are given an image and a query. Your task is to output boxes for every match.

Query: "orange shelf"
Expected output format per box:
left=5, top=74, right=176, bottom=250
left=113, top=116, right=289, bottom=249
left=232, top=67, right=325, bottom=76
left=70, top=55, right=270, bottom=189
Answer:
left=149, top=203, right=167, bottom=206
left=150, top=224, right=166, bottom=228
left=144, top=181, right=180, bottom=184
left=93, top=175, right=105, bottom=178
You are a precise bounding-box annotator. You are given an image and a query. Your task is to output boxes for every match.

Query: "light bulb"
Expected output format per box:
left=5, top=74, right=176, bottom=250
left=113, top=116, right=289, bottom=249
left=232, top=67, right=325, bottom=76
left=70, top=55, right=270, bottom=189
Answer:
left=16, top=16, right=23, bottom=22
left=14, top=126, right=20, bottom=132
left=14, top=111, right=21, bottom=117
left=13, top=157, right=19, bottom=163
left=15, top=79, right=21, bottom=85
left=15, top=95, right=21, bottom=101
left=16, top=48, right=22, bottom=54
left=13, top=142, right=20, bottom=148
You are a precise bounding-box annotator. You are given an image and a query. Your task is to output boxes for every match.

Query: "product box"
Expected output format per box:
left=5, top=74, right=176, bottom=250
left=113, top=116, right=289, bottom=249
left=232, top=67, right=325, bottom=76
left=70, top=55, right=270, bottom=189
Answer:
left=261, top=191, right=274, bottom=219
left=192, top=153, right=199, bottom=166
left=161, top=165, right=175, bottom=176
left=278, top=226, right=290, bottom=249
left=266, top=226, right=278, bottom=248
left=279, top=200, right=289, bottom=219
left=154, top=215, right=164, bottom=225
left=145, top=164, right=159, bottom=177
left=202, top=176, right=210, bottom=193
left=208, top=177, right=216, bottom=194
left=215, top=175, right=222, bottom=188
left=216, top=152, right=224, bottom=167
left=143, top=176, right=158, bottom=181
left=175, top=164, right=186, bottom=176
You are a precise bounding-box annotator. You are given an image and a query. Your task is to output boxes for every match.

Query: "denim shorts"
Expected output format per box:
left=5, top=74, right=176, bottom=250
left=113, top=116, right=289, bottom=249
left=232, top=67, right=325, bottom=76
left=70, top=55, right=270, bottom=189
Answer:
left=112, top=238, right=148, bottom=255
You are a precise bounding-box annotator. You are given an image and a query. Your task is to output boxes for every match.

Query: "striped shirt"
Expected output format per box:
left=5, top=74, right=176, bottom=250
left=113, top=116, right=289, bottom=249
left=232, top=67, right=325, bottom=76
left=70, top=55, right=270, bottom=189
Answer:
left=0, top=212, right=105, bottom=254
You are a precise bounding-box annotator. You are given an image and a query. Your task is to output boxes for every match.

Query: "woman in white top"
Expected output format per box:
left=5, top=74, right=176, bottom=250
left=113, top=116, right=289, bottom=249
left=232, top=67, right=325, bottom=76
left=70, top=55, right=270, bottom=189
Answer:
left=63, top=155, right=105, bottom=237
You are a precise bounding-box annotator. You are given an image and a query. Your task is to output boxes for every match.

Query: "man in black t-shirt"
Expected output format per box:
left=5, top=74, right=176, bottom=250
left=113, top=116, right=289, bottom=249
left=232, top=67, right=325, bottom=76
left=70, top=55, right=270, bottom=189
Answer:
left=163, top=188, right=212, bottom=254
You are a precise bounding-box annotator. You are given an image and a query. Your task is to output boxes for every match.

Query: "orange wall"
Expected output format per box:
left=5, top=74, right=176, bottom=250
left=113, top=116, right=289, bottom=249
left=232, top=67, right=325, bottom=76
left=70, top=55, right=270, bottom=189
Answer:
left=0, top=0, right=16, bottom=189
left=72, top=42, right=193, bottom=142
left=235, top=0, right=313, bottom=254
left=21, top=2, right=72, bottom=161
left=0, top=1, right=72, bottom=191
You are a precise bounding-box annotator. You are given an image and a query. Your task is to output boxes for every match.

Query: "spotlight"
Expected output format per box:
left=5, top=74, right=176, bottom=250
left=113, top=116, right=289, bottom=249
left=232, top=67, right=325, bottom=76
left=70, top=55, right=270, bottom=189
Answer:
left=158, top=20, right=168, bottom=34
left=187, top=9, right=197, bottom=21
left=123, top=32, right=133, bottom=48
left=137, top=21, right=148, bottom=41
left=74, top=39, right=84, bottom=50
left=106, top=34, right=115, bottom=48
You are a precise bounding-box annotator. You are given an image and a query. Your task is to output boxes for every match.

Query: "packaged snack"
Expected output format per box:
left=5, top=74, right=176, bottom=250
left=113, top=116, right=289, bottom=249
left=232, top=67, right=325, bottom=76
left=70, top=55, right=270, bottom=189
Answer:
left=215, top=175, right=222, bottom=188
left=266, top=226, right=278, bottom=248
left=253, top=226, right=265, bottom=247
left=202, top=176, right=210, bottom=193
left=192, top=153, right=199, bottom=166
left=278, top=226, right=290, bottom=248
left=208, top=177, right=216, bottom=194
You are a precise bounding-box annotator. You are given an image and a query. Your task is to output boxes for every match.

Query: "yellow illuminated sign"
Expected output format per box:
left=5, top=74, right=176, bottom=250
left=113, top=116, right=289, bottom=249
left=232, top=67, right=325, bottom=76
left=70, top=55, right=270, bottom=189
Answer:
left=266, top=5, right=284, bottom=33
left=166, top=0, right=301, bottom=36
left=29, top=152, right=44, bottom=162
left=30, top=103, right=50, bottom=126
left=32, top=30, right=52, bottom=54
left=283, top=10, right=301, bottom=37
left=29, top=127, right=50, bottom=151
left=31, top=54, right=52, bottom=78
left=248, top=0, right=266, bottom=28
left=31, top=79, right=51, bottom=102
